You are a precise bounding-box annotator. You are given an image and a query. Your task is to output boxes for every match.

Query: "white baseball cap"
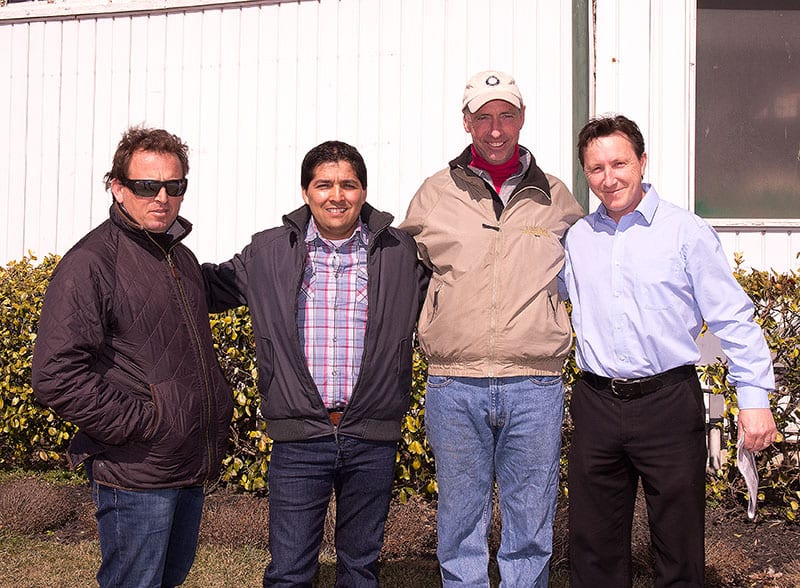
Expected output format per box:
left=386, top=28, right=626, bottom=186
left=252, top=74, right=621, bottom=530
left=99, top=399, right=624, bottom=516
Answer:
left=462, top=70, right=523, bottom=113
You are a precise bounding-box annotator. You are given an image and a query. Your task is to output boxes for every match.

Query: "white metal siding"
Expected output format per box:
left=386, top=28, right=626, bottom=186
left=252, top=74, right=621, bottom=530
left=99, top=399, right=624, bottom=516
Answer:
left=3, top=0, right=797, bottom=271
left=593, top=0, right=797, bottom=273
left=0, top=0, right=575, bottom=264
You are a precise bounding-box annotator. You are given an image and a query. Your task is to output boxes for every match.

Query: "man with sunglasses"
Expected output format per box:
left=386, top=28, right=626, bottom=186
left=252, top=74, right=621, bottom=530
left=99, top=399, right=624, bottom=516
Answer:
left=32, top=126, right=234, bottom=588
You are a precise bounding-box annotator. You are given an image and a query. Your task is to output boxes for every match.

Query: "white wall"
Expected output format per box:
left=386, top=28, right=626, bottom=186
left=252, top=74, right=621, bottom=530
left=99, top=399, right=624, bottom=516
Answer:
left=3, top=0, right=797, bottom=272
left=0, top=0, right=575, bottom=264
left=592, top=0, right=798, bottom=273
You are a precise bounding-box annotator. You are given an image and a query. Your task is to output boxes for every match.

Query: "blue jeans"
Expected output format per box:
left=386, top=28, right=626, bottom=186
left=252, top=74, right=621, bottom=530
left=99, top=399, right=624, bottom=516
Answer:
left=425, top=375, right=565, bottom=587
left=88, top=467, right=204, bottom=588
left=264, top=435, right=398, bottom=588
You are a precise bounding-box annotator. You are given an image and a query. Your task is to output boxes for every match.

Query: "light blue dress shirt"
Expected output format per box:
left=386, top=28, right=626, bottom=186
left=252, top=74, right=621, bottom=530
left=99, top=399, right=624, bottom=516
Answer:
left=563, top=184, right=774, bottom=409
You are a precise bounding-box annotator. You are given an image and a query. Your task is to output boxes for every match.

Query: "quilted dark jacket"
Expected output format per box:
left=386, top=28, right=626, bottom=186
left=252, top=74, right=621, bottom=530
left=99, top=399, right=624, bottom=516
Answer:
left=202, top=204, right=428, bottom=442
left=32, top=203, right=233, bottom=490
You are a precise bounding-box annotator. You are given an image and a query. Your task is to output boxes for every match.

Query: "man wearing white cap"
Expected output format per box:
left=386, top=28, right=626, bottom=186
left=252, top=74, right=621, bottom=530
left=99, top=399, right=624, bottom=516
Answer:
left=400, top=70, right=584, bottom=586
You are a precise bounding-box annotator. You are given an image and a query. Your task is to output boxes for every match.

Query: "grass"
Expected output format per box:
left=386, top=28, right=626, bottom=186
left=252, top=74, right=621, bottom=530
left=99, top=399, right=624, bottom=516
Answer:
left=0, top=534, right=100, bottom=588
left=0, top=534, right=447, bottom=588
left=0, top=532, right=665, bottom=588
left=0, top=535, right=275, bottom=587
left=1, top=471, right=798, bottom=587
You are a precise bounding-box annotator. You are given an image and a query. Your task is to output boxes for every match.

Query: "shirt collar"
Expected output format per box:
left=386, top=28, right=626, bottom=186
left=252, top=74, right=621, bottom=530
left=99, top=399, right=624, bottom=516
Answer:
left=305, top=216, right=369, bottom=247
left=592, top=183, right=659, bottom=229
left=636, top=183, right=659, bottom=223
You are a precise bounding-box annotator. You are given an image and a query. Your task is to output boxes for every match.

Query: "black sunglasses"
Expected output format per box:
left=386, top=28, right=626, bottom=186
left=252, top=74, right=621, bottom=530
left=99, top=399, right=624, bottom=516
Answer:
left=120, top=178, right=188, bottom=198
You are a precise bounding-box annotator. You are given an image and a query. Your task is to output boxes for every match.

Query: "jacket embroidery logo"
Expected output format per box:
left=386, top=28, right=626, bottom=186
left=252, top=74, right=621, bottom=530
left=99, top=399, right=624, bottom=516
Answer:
left=522, top=226, right=550, bottom=237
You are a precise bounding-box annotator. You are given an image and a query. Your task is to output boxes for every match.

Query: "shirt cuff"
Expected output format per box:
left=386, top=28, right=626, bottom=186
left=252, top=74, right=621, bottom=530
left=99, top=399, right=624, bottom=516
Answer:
left=735, top=385, right=772, bottom=409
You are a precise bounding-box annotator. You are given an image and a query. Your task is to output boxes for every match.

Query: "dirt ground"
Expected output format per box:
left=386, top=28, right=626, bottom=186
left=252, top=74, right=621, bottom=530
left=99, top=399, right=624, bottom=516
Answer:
left=1, top=475, right=798, bottom=586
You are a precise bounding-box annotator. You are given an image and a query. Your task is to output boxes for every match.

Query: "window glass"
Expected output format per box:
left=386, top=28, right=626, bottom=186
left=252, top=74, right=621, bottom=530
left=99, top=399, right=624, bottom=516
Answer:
left=695, top=2, right=800, bottom=218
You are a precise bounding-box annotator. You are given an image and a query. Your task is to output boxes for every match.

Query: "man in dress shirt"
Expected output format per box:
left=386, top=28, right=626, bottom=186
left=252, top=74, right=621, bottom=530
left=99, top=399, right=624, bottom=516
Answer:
left=563, top=114, right=778, bottom=587
left=202, top=141, right=427, bottom=587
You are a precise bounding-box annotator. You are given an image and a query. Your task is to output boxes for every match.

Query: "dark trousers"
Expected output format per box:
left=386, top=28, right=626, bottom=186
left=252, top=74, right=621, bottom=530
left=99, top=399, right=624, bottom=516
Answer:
left=568, top=374, right=707, bottom=588
left=264, top=435, right=398, bottom=588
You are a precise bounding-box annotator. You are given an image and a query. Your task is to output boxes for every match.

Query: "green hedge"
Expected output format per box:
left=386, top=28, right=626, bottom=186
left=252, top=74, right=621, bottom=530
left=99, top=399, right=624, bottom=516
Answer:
left=1, top=254, right=798, bottom=517
left=700, top=254, right=800, bottom=521
left=0, top=255, right=75, bottom=467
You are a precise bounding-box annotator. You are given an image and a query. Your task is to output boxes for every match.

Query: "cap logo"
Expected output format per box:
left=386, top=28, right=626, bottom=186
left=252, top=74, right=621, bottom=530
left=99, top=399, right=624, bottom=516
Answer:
left=485, top=75, right=500, bottom=86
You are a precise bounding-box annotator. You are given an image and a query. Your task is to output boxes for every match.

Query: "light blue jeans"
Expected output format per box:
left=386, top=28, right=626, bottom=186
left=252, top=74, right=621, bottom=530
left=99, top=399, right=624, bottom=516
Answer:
left=425, top=375, right=564, bottom=587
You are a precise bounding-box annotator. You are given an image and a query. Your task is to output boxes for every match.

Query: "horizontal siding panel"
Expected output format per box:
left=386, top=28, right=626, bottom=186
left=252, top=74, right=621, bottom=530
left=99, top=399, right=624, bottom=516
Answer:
left=3, top=0, right=794, bottom=272
left=592, top=0, right=798, bottom=271
left=0, top=0, right=294, bottom=22
left=717, top=229, right=800, bottom=275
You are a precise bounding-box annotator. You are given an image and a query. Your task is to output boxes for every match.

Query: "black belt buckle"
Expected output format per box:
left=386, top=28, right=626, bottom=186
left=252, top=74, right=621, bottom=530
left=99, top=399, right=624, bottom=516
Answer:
left=610, top=378, right=645, bottom=400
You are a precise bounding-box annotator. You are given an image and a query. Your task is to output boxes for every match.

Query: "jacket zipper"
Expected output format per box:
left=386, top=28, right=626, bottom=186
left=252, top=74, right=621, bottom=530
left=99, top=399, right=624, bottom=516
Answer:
left=451, top=164, right=554, bottom=376
left=148, top=232, right=216, bottom=479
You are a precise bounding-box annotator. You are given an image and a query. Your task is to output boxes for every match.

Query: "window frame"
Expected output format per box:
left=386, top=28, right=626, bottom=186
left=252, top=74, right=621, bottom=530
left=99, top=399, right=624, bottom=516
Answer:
left=690, top=0, right=800, bottom=228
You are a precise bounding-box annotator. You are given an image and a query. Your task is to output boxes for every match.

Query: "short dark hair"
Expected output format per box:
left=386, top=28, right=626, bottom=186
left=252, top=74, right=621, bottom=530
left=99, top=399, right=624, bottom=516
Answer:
left=104, top=127, right=189, bottom=190
left=301, top=141, right=367, bottom=190
left=577, top=114, right=646, bottom=166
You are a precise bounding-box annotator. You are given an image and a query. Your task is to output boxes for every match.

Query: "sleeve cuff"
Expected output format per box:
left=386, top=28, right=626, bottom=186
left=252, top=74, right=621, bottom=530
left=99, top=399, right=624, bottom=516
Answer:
left=735, top=385, right=772, bottom=409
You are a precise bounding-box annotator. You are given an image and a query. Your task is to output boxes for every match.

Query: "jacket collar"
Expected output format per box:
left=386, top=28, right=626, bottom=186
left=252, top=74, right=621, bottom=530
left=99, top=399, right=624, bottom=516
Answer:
left=283, top=202, right=393, bottom=240
left=110, top=201, right=192, bottom=252
left=449, top=144, right=552, bottom=201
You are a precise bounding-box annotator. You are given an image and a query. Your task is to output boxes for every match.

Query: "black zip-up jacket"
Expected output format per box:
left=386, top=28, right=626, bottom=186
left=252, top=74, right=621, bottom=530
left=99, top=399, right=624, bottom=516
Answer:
left=202, top=203, right=428, bottom=442
left=32, top=203, right=234, bottom=490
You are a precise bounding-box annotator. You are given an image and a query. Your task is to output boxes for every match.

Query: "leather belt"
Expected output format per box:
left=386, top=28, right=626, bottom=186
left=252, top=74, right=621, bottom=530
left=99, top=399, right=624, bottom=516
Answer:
left=328, top=408, right=345, bottom=426
left=581, top=365, right=696, bottom=400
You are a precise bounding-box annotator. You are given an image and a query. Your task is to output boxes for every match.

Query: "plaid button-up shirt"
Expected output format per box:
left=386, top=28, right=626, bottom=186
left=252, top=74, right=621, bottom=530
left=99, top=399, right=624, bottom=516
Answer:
left=297, top=217, right=369, bottom=409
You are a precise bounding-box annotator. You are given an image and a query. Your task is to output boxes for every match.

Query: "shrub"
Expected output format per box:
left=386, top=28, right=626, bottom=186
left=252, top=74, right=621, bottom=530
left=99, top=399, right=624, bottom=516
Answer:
left=0, top=255, right=73, bottom=469
left=2, top=253, right=799, bottom=519
left=208, top=307, right=270, bottom=493
left=395, top=346, right=437, bottom=502
left=701, top=254, right=800, bottom=521
left=0, top=475, right=80, bottom=535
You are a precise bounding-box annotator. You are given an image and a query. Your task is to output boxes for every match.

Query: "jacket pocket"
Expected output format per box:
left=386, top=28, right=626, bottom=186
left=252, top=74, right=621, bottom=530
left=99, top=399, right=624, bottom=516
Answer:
left=255, top=336, right=275, bottom=391
left=426, top=283, right=442, bottom=325
left=548, top=292, right=570, bottom=336
left=397, top=337, right=412, bottom=378
left=146, top=378, right=203, bottom=460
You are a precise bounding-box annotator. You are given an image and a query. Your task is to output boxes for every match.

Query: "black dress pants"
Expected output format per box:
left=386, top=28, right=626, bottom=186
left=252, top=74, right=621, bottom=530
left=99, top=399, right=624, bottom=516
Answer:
left=568, top=374, right=707, bottom=587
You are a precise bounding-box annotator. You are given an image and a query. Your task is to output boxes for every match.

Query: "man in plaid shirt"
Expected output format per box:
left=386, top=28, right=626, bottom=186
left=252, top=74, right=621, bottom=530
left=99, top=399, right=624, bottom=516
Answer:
left=203, top=141, right=427, bottom=587
left=299, top=208, right=369, bottom=413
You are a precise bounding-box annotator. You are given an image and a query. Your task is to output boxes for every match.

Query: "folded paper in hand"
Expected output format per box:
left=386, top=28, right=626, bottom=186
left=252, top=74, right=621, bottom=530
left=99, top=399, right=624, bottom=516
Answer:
left=736, top=437, right=759, bottom=520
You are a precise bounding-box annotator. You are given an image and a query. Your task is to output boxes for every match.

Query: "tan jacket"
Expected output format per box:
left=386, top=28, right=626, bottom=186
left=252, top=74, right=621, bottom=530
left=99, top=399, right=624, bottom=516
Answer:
left=400, top=146, right=584, bottom=377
